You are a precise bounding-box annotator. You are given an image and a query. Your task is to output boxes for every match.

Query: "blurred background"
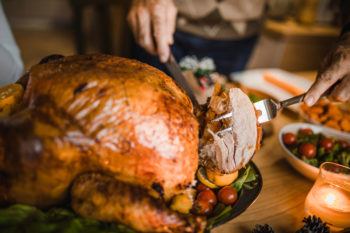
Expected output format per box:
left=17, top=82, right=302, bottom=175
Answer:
left=3, top=0, right=341, bottom=71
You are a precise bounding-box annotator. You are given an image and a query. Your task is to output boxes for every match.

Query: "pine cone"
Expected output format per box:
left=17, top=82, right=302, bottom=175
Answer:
left=296, top=216, right=330, bottom=233
left=252, top=224, right=275, bottom=233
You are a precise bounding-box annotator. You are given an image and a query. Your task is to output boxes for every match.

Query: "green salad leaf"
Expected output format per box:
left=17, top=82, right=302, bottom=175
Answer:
left=339, top=151, right=350, bottom=167
left=302, top=157, right=319, bottom=167
left=232, top=165, right=257, bottom=191
left=206, top=206, right=232, bottom=231
left=248, top=93, right=261, bottom=103
left=0, top=204, right=135, bottom=233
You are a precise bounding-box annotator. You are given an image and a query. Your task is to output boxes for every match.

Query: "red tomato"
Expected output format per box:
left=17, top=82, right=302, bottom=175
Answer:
left=192, top=199, right=213, bottom=215
left=320, top=138, right=333, bottom=151
left=339, top=140, right=350, bottom=149
left=299, top=128, right=313, bottom=136
left=196, top=183, right=210, bottom=192
left=217, top=186, right=238, bottom=205
left=299, top=143, right=317, bottom=158
left=283, top=133, right=297, bottom=145
left=197, top=189, right=217, bottom=206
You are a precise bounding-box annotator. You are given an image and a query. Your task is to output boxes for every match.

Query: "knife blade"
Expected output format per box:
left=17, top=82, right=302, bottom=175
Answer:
left=165, top=54, right=200, bottom=108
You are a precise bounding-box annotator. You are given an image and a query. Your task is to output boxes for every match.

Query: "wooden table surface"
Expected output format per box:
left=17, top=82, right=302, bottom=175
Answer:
left=213, top=71, right=317, bottom=233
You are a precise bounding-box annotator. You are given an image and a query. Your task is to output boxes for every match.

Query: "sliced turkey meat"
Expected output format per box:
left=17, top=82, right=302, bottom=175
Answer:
left=200, top=86, right=261, bottom=174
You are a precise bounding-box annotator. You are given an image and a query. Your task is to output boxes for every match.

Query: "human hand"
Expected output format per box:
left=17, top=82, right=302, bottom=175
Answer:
left=127, top=0, right=177, bottom=63
left=304, top=32, right=350, bottom=106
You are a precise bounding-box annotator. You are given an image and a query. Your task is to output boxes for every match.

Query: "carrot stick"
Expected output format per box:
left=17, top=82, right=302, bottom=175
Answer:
left=264, top=73, right=303, bottom=96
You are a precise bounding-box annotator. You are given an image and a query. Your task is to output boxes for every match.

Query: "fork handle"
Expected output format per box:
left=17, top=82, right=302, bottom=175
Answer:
left=279, top=93, right=305, bottom=109
left=279, top=81, right=340, bottom=109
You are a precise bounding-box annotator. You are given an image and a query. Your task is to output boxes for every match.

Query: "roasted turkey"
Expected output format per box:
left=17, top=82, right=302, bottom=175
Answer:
left=0, top=54, right=261, bottom=233
left=0, top=54, right=203, bottom=232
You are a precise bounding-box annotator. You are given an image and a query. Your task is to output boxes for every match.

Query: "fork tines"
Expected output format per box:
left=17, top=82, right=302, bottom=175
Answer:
left=212, top=112, right=233, bottom=122
left=211, top=112, right=233, bottom=135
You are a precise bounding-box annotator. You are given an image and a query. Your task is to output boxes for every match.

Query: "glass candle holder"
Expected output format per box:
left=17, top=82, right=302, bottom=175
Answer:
left=305, top=162, right=350, bottom=230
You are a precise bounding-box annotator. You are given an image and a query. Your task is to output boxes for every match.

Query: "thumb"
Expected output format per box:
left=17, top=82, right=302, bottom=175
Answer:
left=305, top=65, right=345, bottom=106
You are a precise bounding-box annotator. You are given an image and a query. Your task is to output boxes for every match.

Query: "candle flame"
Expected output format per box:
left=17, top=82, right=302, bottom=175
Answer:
left=324, top=193, right=336, bottom=206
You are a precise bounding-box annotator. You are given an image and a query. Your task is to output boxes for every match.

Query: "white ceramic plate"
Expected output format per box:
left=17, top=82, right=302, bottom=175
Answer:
left=279, top=123, right=350, bottom=180
left=230, top=69, right=313, bottom=112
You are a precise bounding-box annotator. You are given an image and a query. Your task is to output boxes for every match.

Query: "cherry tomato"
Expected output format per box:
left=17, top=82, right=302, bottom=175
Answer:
left=320, top=138, right=333, bottom=151
left=192, top=199, right=213, bottom=215
left=299, top=143, right=316, bottom=158
left=197, top=189, right=217, bottom=206
left=299, top=128, right=313, bottom=136
left=283, top=133, right=297, bottom=146
left=217, top=186, right=238, bottom=205
left=339, top=140, right=350, bottom=149
left=196, top=183, right=210, bottom=192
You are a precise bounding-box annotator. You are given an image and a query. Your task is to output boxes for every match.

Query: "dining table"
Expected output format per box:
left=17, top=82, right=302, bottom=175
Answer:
left=214, top=71, right=318, bottom=233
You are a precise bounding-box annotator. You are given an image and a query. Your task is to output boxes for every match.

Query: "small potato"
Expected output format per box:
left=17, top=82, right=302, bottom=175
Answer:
left=170, top=192, right=194, bottom=214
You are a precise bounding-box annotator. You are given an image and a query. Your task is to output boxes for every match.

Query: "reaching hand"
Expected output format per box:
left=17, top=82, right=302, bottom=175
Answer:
left=127, top=0, right=177, bottom=63
left=305, top=32, right=350, bottom=106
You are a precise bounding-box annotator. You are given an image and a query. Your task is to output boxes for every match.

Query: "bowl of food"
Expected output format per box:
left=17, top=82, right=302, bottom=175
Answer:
left=0, top=54, right=263, bottom=233
left=300, top=99, right=350, bottom=135
left=279, top=123, right=350, bottom=180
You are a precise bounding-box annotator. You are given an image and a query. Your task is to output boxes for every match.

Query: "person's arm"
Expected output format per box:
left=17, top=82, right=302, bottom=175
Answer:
left=304, top=0, right=350, bottom=105
left=0, top=2, right=24, bottom=85
left=127, top=0, right=177, bottom=63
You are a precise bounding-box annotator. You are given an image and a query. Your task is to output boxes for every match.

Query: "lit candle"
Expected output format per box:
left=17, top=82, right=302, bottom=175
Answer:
left=305, top=163, right=350, bottom=230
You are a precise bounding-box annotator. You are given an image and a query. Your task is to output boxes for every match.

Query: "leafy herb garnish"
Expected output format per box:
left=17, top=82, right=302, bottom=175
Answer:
left=0, top=204, right=135, bottom=233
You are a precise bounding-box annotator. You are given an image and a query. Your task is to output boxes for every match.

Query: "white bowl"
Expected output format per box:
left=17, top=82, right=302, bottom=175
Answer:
left=278, top=123, right=350, bottom=180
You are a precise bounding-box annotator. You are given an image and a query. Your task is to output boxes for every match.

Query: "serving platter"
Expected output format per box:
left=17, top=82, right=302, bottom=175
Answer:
left=0, top=162, right=262, bottom=233
left=205, top=161, right=263, bottom=232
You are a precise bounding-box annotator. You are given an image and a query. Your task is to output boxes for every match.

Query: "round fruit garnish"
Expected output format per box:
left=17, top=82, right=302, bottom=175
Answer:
left=299, top=143, right=316, bottom=158
left=283, top=132, right=297, bottom=146
left=319, top=138, right=333, bottom=152
left=196, top=183, right=210, bottom=192
left=298, top=128, right=313, bottom=136
left=170, top=193, right=193, bottom=214
left=217, top=186, right=238, bottom=205
left=206, top=169, right=238, bottom=187
left=196, top=167, right=219, bottom=189
left=197, top=189, right=217, bottom=206
left=339, top=140, right=349, bottom=149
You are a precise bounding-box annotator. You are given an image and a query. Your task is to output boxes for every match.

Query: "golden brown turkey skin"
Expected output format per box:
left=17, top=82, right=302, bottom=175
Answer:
left=0, top=54, right=199, bottom=206
left=72, top=173, right=205, bottom=233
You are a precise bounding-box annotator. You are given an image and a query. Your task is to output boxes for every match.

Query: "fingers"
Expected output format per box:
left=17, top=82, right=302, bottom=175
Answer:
left=304, top=53, right=348, bottom=106
left=166, top=1, right=177, bottom=45
left=151, top=3, right=171, bottom=63
left=136, top=7, right=156, bottom=55
left=330, top=75, right=350, bottom=102
left=128, top=0, right=176, bottom=63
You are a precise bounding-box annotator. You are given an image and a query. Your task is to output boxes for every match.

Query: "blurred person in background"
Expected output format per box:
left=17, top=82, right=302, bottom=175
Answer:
left=0, top=1, right=23, bottom=85
left=128, top=0, right=266, bottom=75
left=128, top=0, right=350, bottom=104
